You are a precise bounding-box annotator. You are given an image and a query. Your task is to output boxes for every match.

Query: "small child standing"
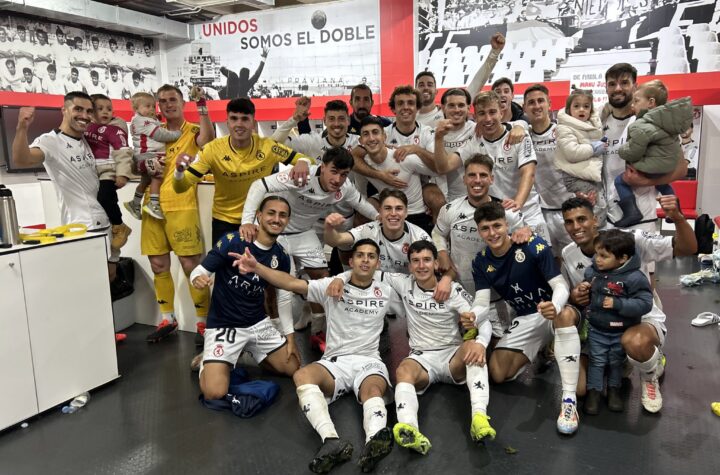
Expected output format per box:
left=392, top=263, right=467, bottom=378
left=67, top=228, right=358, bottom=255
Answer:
left=124, top=92, right=182, bottom=220
left=581, top=229, right=653, bottom=415
left=614, top=80, right=693, bottom=228
left=555, top=89, right=608, bottom=220
left=85, top=94, right=133, bottom=249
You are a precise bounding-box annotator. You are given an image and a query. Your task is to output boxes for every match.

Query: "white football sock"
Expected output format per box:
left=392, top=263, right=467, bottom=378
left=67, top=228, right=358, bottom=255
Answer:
left=628, top=346, right=660, bottom=381
left=554, top=327, right=580, bottom=403
left=362, top=396, right=387, bottom=442
left=394, top=382, right=419, bottom=429
left=296, top=384, right=338, bottom=442
left=466, top=364, right=490, bottom=415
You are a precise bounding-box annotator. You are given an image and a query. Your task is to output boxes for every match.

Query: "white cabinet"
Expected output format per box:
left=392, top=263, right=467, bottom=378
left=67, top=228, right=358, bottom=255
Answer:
left=0, top=253, right=38, bottom=430
left=0, top=235, right=119, bottom=429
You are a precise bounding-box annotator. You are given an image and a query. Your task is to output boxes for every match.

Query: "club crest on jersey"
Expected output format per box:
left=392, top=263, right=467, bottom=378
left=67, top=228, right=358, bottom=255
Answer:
left=213, top=344, right=224, bottom=357
left=277, top=172, right=289, bottom=183
left=270, top=255, right=279, bottom=269
left=552, top=128, right=558, bottom=139
left=374, top=287, right=383, bottom=297
left=256, top=151, right=265, bottom=160
left=515, top=249, right=526, bottom=263
left=98, top=126, right=106, bottom=133
left=414, top=136, right=420, bottom=144
left=503, top=142, right=511, bottom=151
left=335, top=190, right=342, bottom=200
left=402, top=243, right=409, bottom=254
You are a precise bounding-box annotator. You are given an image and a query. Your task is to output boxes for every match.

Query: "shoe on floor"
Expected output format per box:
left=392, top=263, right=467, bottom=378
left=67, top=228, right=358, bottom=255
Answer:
left=583, top=389, right=601, bottom=415
left=146, top=319, right=178, bottom=343
left=607, top=386, right=624, bottom=412
left=641, top=376, right=663, bottom=413
left=190, top=352, right=203, bottom=372
left=393, top=422, right=431, bottom=455
left=143, top=201, right=165, bottom=220
left=691, top=311, right=720, bottom=327
left=310, top=331, right=327, bottom=353
left=309, top=437, right=353, bottom=474
left=123, top=201, right=142, bottom=220
left=196, top=321, right=206, bottom=348
left=470, top=412, right=496, bottom=443
left=358, top=427, right=393, bottom=473
left=115, top=333, right=127, bottom=343
left=111, top=223, right=132, bottom=249
left=557, top=398, right=579, bottom=434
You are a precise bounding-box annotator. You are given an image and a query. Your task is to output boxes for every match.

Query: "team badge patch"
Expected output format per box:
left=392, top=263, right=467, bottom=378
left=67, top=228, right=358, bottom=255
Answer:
left=98, top=126, right=106, bottom=133
left=515, top=249, right=526, bottom=263
left=402, top=243, right=409, bottom=254
left=503, top=142, right=511, bottom=151
left=374, top=287, right=382, bottom=297
left=213, top=345, right=224, bottom=357
left=277, top=172, right=289, bottom=183
left=256, top=151, right=265, bottom=160
left=270, top=255, right=279, bottom=269
left=335, top=190, right=342, bottom=200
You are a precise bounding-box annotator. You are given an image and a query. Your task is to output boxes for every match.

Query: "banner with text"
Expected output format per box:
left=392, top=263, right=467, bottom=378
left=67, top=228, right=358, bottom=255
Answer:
left=165, top=0, right=380, bottom=100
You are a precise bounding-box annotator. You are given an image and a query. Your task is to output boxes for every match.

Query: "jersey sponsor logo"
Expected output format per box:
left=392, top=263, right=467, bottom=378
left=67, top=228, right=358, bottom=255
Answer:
left=374, top=287, right=383, bottom=297
left=213, top=344, right=224, bottom=357
left=256, top=151, right=265, bottom=160
left=270, top=255, right=279, bottom=269
left=272, top=144, right=290, bottom=158
left=515, top=249, right=526, bottom=263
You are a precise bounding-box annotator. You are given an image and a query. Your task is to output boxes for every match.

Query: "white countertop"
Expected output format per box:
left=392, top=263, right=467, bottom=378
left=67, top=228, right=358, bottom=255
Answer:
left=0, top=232, right=105, bottom=256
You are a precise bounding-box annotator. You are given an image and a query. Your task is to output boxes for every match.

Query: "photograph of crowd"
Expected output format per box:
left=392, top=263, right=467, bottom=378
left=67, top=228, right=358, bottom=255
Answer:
left=0, top=12, right=159, bottom=97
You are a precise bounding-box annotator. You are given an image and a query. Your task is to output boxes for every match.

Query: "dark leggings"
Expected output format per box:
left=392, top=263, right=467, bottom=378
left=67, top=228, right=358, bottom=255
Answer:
left=98, top=179, right=122, bottom=225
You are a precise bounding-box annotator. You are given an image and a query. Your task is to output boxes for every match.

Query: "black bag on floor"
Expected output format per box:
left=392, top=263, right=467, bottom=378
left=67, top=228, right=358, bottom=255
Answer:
left=111, top=257, right=135, bottom=301
left=694, top=214, right=714, bottom=254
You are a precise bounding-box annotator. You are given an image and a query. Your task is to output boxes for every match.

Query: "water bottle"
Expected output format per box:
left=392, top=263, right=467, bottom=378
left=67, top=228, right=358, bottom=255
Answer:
left=61, top=392, right=90, bottom=414
left=0, top=185, right=20, bottom=247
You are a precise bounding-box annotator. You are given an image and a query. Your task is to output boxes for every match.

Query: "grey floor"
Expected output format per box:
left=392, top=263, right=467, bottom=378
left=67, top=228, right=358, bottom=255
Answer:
left=1, top=257, right=719, bottom=475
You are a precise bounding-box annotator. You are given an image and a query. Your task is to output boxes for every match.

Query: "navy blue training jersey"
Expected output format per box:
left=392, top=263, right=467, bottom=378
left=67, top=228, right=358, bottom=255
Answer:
left=472, top=235, right=560, bottom=317
left=203, top=232, right=291, bottom=329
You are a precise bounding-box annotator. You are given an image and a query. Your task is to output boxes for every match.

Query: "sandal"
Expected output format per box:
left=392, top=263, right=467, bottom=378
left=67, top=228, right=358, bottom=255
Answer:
left=691, top=312, right=720, bottom=327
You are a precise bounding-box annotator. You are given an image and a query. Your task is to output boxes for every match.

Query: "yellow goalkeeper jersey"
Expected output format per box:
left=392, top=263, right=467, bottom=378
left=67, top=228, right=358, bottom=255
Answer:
left=174, top=134, right=310, bottom=223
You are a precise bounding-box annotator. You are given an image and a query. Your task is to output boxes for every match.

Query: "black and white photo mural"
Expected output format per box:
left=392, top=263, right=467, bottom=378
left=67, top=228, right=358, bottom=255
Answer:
left=417, top=0, right=720, bottom=87
left=0, top=12, right=160, bottom=97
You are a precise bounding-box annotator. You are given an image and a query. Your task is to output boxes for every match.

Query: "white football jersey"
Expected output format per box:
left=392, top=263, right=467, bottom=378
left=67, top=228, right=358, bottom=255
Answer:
left=416, top=106, right=445, bottom=128
left=384, top=272, right=471, bottom=350
left=286, top=132, right=359, bottom=161
left=349, top=221, right=430, bottom=273
left=363, top=148, right=436, bottom=215
left=307, top=276, right=396, bottom=359
left=31, top=131, right=109, bottom=230
left=530, top=123, right=574, bottom=210
left=242, top=165, right=377, bottom=233
left=561, top=229, right=672, bottom=323
left=434, top=196, right=525, bottom=291
left=384, top=122, right=435, bottom=152
left=455, top=127, right=542, bottom=217
left=437, top=121, right=476, bottom=201
left=602, top=113, right=635, bottom=190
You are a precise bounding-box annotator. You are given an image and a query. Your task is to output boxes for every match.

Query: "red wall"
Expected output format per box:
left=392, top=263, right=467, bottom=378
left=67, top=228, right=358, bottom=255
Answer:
left=2, top=0, right=720, bottom=122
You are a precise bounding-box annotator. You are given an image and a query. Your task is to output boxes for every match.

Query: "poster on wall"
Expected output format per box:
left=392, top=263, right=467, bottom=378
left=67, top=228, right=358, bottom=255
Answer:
left=0, top=12, right=160, bottom=98
left=165, top=0, right=381, bottom=100
left=417, top=0, right=720, bottom=88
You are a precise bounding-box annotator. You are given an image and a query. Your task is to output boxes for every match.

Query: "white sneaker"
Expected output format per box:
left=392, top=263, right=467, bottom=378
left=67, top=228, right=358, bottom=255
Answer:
left=143, top=201, right=165, bottom=220
left=556, top=398, right=579, bottom=435
left=124, top=201, right=142, bottom=220
left=641, top=376, right=663, bottom=413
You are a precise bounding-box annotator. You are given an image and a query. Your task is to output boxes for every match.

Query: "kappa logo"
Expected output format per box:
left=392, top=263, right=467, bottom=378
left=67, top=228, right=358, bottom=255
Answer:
left=535, top=243, right=546, bottom=253
left=474, top=380, right=485, bottom=390
left=157, top=299, right=168, bottom=304
left=372, top=410, right=384, bottom=418
left=302, top=404, right=310, bottom=414
left=458, top=213, right=468, bottom=219
left=486, top=264, right=495, bottom=273
left=66, top=143, right=73, bottom=149
left=576, top=262, right=585, bottom=270
left=222, top=155, right=231, bottom=161
left=308, top=187, right=315, bottom=194
left=144, top=120, right=151, bottom=126
left=397, top=403, right=406, bottom=410
left=390, top=139, right=398, bottom=144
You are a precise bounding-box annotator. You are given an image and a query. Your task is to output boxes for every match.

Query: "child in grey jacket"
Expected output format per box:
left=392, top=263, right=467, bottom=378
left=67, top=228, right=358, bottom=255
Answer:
left=580, top=229, right=653, bottom=415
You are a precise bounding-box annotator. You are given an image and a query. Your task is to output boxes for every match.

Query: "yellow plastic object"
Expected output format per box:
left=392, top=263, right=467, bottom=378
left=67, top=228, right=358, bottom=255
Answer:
left=20, top=223, right=88, bottom=244
left=712, top=402, right=720, bottom=416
